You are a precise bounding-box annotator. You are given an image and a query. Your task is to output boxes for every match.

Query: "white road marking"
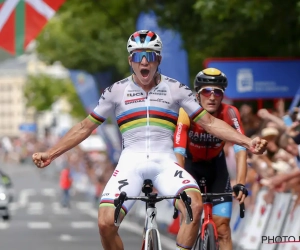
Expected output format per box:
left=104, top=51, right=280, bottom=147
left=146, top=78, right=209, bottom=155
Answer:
left=27, top=202, right=44, bottom=214
left=52, top=202, right=70, bottom=214
left=9, top=202, right=19, bottom=211
left=27, top=222, right=52, bottom=229
left=76, top=202, right=93, bottom=210
left=28, top=202, right=44, bottom=209
left=41, top=188, right=56, bottom=197
left=71, top=221, right=96, bottom=229
left=0, top=222, right=9, bottom=229
left=59, top=234, right=74, bottom=241
left=82, top=210, right=175, bottom=250
left=19, top=189, right=36, bottom=207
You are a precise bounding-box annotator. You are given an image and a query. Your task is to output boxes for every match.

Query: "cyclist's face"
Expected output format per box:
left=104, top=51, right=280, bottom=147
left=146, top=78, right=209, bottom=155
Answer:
left=197, top=85, right=224, bottom=114
left=128, top=49, right=161, bottom=86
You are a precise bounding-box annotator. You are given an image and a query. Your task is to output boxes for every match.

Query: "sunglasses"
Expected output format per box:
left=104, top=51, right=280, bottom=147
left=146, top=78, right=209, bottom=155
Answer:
left=131, top=51, right=159, bottom=63
left=198, top=87, right=224, bottom=97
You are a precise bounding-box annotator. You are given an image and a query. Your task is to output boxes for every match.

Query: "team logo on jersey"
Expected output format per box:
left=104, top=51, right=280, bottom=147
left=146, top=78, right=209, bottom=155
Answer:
left=125, top=97, right=145, bottom=105
left=178, top=83, right=190, bottom=90
left=149, top=89, right=167, bottom=96
left=116, top=78, right=129, bottom=84
left=189, top=131, right=222, bottom=143
left=127, top=92, right=143, bottom=97
left=231, top=118, right=242, bottom=133
left=150, top=98, right=170, bottom=104
left=175, top=123, right=183, bottom=144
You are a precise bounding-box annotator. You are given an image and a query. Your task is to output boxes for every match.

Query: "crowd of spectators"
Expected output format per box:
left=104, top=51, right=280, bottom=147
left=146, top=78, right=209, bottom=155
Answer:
left=226, top=100, right=300, bottom=213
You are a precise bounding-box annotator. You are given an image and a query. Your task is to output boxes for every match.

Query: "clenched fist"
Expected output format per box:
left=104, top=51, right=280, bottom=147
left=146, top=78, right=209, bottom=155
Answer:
left=249, top=137, right=268, bottom=155
left=32, top=152, right=51, bottom=168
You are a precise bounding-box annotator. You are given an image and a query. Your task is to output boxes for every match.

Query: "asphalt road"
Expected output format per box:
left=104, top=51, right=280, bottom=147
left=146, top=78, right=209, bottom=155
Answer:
left=0, top=161, right=176, bottom=250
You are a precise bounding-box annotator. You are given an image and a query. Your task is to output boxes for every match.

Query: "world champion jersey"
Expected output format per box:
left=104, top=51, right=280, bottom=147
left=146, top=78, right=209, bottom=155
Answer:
left=174, top=103, right=246, bottom=162
left=88, top=75, right=207, bottom=154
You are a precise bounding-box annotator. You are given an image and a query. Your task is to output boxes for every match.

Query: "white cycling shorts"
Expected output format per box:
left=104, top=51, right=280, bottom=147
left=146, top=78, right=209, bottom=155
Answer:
left=99, top=151, right=200, bottom=215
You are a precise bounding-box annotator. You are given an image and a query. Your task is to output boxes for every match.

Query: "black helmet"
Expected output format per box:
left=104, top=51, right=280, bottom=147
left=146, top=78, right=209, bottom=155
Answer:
left=194, top=68, right=228, bottom=92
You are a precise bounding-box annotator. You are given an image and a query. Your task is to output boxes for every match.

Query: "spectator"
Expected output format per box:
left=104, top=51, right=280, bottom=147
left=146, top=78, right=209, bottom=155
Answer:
left=59, top=165, right=73, bottom=208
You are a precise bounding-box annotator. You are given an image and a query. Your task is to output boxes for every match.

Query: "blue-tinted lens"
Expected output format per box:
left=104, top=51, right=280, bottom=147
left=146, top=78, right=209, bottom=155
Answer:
left=131, top=51, right=158, bottom=62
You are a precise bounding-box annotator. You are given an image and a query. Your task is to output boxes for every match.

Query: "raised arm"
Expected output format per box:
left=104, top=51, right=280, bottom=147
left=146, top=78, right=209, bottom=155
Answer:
left=195, top=111, right=266, bottom=153
left=175, top=82, right=267, bottom=155
left=32, top=83, right=117, bottom=168
left=174, top=108, right=190, bottom=167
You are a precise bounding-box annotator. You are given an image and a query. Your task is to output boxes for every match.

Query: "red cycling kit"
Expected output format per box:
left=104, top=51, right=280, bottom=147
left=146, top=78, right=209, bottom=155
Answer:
left=174, top=103, right=246, bottom=218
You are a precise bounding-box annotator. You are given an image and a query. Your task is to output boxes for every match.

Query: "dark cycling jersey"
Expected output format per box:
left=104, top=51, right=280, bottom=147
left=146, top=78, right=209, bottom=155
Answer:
left=174, top=103, right=246, bottom=162
left=173, top=103, right=246, bottom=218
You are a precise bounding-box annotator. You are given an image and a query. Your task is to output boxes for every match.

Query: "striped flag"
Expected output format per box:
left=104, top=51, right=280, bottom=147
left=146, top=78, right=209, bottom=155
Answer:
left=0, top=0, right=65, bottom=55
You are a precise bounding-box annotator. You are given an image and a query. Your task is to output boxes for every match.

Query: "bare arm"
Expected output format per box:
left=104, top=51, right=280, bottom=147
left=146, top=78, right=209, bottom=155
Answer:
left=196, top=112, right=252, bottom=149
left=175, top=153, right=185, bottom=168
left=235, top=150, right=248, bottom=185
left=257, top=109, right=286, bottom=131
left=48, top=117, right=98, bottom=161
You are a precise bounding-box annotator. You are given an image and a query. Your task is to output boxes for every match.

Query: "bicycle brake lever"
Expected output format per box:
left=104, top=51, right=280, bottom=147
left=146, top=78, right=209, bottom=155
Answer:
left=114, top=192, right=127, bottom=226
left=173, top=208, right=179, bottom=219
left=240, top=202, right=245, bottom=218
left=180, top=191, right=193, bottom=224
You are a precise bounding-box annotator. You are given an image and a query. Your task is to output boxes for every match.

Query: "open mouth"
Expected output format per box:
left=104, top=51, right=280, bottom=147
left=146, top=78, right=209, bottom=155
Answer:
left=140, top=69, right=150, bottom=78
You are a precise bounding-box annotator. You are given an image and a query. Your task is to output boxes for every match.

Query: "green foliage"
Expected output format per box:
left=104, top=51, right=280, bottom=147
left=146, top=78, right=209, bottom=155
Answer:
left=35, top=0, right=300, bottom=85
left=36, top=0, right=149, bottom=78
left=24, top=74, right=86, bottom=119
left=150, top=0, right=300, bottom=80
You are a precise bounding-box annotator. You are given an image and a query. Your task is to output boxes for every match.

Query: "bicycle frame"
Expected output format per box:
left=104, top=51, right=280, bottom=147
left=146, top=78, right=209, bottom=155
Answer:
left=141, top=205, right=162, bottom=250
left=114, top=179, right=193, bottom=250
left=194, top=191, right=245, bottom=250
left=200, top=200, right=218, bottom=241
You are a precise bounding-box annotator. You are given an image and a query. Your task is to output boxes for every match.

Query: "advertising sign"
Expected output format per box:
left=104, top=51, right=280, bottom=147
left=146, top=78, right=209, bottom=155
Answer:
left=204, top=58, right=300, bottom=99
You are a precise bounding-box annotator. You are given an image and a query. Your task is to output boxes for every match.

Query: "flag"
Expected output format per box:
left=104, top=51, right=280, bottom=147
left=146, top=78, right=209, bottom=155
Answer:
left=0, top=0, right=65, bottom=55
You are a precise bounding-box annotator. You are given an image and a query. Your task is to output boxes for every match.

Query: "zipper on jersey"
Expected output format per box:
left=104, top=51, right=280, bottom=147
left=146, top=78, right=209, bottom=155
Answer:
left=145, top=92, right=150, bottom=158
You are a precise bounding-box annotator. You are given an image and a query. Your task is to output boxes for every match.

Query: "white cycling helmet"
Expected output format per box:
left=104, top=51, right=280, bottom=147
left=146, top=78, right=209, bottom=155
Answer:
left=127, top=30, right=163, bottom=54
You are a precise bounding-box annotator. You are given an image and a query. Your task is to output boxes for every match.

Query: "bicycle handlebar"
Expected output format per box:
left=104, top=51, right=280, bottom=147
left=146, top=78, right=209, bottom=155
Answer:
left=200, top=192, right=245, bottom=218
left=113, top=191, right=193, bottom=225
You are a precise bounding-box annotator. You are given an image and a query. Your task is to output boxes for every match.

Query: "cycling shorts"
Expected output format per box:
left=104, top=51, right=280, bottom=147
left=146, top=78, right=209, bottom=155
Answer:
left=185, top=151, right=233, bottom=218
left=99, top=151, right=200, bottom=215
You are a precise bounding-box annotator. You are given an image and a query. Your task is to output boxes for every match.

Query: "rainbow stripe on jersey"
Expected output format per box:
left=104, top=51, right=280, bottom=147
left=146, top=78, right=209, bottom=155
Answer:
left=116, top=106, right=178, bottom=134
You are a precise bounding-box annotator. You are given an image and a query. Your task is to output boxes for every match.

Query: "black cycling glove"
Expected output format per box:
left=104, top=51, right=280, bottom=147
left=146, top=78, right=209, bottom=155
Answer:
left=233, top=184, right=248, bottom=197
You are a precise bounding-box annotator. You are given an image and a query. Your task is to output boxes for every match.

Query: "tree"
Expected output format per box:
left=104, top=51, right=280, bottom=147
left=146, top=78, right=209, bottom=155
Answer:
left=150, top=0, right=300, bottom=78
left=24, top=74, right=86, bottom=119
left=36, top=0, right=148, bottom=79
left=35, top=0, right=300, bottom=83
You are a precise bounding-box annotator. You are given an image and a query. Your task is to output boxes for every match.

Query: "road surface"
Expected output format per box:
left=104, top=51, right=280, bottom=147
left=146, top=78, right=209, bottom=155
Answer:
left=0, top=162, right=176, bottom=250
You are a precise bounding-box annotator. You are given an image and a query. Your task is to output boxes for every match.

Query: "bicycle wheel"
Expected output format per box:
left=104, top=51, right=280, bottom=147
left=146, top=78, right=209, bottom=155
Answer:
left=199, top=224, right=219, bottom=250
left=147, top=229, right=159, bottom=250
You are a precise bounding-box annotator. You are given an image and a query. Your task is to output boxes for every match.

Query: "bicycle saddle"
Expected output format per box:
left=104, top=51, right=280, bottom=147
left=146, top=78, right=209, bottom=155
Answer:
left=142, top=179, right=153, bottom=195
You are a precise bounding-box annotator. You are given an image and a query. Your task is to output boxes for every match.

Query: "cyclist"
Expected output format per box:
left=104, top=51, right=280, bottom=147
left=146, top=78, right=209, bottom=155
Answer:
left=174, top=68, right=249, bottom=250
left=32, top=31, right=267, bottom=250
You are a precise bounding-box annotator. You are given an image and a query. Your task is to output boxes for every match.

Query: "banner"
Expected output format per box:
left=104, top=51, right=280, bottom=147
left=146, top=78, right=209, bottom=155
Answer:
left=204, top=58, right=300, bottom=99
left=69, top=69, right=121, bottom=164
left=0, top=0, right=66, bottom=55
left=69, top=70, right=100, bottom=114
left=136, top=11, right=190, bottom=86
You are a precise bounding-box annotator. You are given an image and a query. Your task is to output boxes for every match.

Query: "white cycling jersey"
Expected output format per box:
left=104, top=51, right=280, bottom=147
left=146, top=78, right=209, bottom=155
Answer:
left=90, top=74, right=205, bottom=214
left=88, top=74, right=206, bottom=155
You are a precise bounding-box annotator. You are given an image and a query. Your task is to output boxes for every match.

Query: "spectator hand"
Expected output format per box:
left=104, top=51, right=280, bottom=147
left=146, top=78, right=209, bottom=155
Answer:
left=286, top=121, right=300, bottom=137
left=257, top=109, right=270, bottom=119
left=32, top=152, right=51, bottom=168
left=249, top=137, right=268, bottom=155
left=260, top=176, right=286, bottom=192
